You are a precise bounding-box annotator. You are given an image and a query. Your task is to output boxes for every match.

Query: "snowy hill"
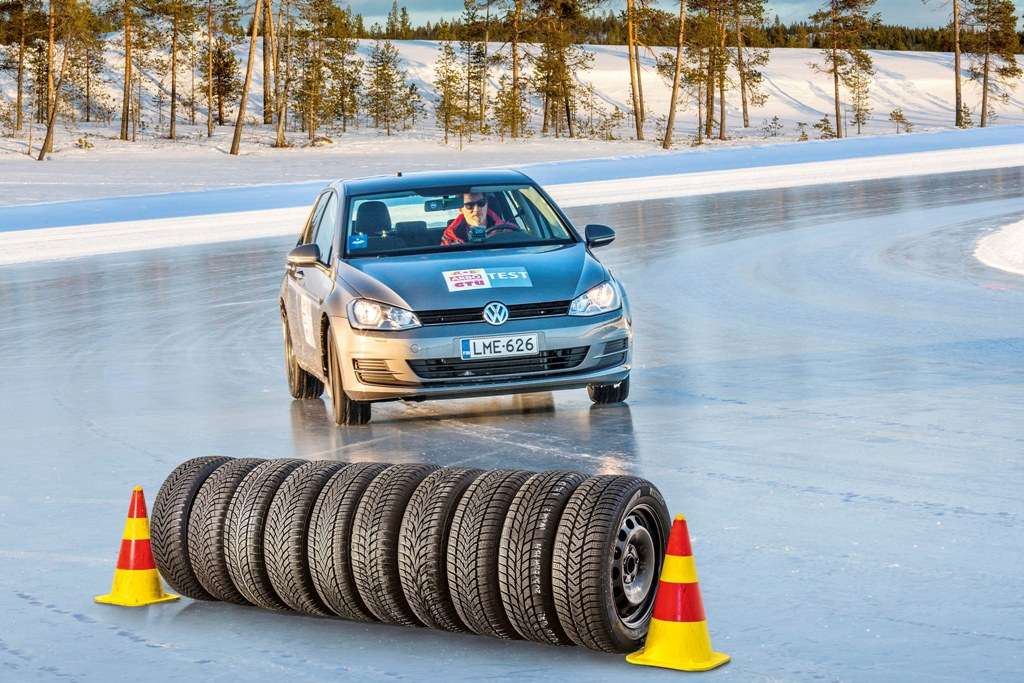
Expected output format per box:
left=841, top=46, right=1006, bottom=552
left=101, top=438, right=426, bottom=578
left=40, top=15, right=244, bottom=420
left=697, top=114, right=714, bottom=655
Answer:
left=3, top=40, right=1022, bottom=144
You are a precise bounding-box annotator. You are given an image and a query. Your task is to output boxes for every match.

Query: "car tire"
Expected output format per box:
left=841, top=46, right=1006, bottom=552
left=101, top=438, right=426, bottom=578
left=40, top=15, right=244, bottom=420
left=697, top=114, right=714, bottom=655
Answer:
left=327, top=326, right=370, bottom=426
left=308, top=462, right=390, bottom=621
left=224, top=458, right=304, bottom=611
left=264, top=461, right=347, bottom=616
left=351, top=464, right=439, bottom=625
left=588, top=375, right=630, bottom=404
left=151, top=456, right=232, bottom=600
left=551, top=475, right=670, bottom=653
left=187, top=458, right=264, bottom=604
left=447, top=469, right=534, bottom=639
left=398, top=467, right=484, bottom=632
left=498, top=470, right=588, bottom=645
left=283, top=314, right=324, bottom=399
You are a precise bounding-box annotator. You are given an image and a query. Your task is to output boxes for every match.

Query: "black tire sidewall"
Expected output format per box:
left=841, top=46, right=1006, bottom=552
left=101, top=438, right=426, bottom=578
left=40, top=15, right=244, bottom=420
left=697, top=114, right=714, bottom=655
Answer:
left=601, top=484, right=670, bottom=650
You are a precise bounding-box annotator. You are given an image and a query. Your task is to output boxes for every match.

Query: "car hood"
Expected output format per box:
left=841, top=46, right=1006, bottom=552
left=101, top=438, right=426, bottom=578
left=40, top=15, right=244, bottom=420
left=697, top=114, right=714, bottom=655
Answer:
left=337, top=243, right=607, bottom=311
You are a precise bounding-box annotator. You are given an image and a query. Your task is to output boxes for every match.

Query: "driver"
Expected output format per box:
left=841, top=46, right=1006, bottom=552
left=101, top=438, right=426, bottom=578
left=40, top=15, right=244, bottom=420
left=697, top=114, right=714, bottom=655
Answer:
left=441, top=192, right=517, bottom=246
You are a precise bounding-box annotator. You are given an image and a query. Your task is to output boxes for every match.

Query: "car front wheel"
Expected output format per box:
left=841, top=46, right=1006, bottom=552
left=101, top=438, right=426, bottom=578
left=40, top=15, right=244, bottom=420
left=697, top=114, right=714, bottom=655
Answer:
left=327, top=327, right=371, bottom=425
left=283, top=315, right=324, bottom=399
left=588, top=375, right=630, bottom=404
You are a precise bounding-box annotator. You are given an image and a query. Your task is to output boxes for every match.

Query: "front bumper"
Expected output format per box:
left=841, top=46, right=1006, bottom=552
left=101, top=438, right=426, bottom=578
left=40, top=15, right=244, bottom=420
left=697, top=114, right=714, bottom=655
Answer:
left=336, top=311, right=632, bottom=402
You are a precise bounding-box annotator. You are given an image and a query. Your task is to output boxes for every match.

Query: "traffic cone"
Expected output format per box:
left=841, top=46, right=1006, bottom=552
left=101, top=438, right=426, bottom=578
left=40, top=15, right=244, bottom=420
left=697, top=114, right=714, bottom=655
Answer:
left=95, top=486, right=179, bottom=607
left=625, top=514, right=729, bottom=672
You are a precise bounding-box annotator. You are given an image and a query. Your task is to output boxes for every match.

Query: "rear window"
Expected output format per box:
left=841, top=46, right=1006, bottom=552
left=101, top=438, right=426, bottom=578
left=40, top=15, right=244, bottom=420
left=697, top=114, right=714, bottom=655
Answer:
left=343, top=184, right=575, bottom=257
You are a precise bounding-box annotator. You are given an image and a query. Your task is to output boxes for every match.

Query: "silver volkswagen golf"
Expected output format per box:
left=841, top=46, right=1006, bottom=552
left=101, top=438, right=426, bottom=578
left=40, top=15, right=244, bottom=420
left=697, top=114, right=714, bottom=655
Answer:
left=279, top=169, right=632, bottom=425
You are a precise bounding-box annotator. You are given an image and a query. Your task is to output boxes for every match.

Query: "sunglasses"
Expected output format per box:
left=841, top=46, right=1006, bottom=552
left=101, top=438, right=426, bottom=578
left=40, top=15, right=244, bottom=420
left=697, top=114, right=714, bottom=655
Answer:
left=462, top=198, right=487, bottom=209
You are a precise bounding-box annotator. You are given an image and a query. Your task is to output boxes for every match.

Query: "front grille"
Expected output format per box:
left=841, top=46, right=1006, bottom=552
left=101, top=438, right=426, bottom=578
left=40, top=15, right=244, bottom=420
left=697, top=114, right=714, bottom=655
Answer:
left=408, top=346, right=589, bottom=380
left=416, top=300, right=572, bottom=326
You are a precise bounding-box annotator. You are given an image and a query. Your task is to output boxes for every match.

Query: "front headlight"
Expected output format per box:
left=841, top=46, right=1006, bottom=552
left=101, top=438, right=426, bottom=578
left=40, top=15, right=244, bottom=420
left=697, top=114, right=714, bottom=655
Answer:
left=568, top=281, right=620, bottom=316
left=347, top=299, right=421, bottom=330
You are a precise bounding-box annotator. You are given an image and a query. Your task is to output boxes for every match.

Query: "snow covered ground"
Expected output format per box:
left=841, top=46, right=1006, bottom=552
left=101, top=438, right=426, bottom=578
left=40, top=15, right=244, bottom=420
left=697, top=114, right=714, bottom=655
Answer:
left=976, top=219, right=1024, bottom=277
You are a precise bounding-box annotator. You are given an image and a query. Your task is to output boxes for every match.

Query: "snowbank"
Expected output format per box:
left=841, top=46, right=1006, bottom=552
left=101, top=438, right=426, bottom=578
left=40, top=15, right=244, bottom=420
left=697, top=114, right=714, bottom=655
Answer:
left=0, top=207, right=307, bottom=265
left=3, top=129, right=1023, bottom=265
left=975, top=219, right=1024, bottom=277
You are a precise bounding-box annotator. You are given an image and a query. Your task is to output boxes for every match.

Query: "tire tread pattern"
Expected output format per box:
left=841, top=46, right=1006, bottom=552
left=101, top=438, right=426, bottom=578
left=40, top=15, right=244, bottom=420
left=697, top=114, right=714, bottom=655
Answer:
left=398, top=467, right=483, bottom=631
left=308, top=462, right=390, bottom=621
left=187, top=458, right=263, bottom=604
left=264, top=461, right=346, bottom=616
left=447, top=469, right=533, bottom=639
left=351, top=464, right=439, bottom=625
left=151, top=456, right=232, bottom=600
left=224, top=458, right=304, bottom=611
left=499, top=470, right=587, bottom=644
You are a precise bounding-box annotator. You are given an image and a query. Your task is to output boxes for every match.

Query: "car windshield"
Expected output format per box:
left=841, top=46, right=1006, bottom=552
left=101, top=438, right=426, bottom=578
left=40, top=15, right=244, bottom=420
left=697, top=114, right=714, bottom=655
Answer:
left=343, top=184, right=576, bottom=257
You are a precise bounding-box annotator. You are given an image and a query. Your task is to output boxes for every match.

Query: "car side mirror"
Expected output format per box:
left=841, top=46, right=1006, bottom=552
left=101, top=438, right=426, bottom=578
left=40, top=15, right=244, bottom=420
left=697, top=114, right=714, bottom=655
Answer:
left=287, top=243, right=320, bottom=267
left=585, top=224, right=616, bottom=248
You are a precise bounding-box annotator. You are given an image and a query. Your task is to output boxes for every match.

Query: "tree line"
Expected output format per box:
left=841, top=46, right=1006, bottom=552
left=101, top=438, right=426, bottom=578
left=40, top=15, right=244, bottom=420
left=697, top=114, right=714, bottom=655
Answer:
left=0, top=0, right=1020, bottom=160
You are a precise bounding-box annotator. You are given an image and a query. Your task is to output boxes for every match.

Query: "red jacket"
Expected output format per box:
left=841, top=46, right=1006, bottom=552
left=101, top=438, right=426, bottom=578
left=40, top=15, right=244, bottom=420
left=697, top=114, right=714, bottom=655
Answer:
left=441, top=209, right=506, bottom=246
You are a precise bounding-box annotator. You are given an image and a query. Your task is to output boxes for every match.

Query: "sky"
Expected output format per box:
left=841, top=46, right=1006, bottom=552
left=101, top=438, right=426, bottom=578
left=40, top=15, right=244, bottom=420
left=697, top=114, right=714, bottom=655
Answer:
left=348, top=1, right=968, bottom=30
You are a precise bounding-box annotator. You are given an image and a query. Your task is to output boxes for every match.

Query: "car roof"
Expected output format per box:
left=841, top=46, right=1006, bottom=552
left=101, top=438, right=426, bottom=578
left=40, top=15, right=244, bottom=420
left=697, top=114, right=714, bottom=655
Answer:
left=333, top=169, right=535, bottom=196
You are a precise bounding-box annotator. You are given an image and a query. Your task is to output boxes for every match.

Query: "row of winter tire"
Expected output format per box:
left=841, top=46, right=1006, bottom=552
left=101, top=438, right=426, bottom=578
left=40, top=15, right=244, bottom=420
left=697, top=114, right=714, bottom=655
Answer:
left=150, top=456, right=670, bottom=654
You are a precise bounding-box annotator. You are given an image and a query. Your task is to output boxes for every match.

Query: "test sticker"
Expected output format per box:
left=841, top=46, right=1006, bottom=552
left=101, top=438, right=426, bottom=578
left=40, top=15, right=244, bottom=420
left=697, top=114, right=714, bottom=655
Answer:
left=486, top=267, right=532, bottom=287
left=443, top=269, right=490, bottom=292
left=443, top=267, right=532, bottom=292
left=349, top=234, right=368, bottom=250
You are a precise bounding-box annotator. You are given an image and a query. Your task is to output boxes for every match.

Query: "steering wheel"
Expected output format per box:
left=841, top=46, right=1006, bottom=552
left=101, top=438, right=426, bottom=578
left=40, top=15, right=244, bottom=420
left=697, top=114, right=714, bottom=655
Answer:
left=488, top=221, right=523, bottom=235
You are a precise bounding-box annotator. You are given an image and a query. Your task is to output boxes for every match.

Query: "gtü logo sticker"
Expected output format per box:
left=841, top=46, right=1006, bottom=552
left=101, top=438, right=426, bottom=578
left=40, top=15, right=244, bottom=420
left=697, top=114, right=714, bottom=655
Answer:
left=443, top=267, right=532, bottom=292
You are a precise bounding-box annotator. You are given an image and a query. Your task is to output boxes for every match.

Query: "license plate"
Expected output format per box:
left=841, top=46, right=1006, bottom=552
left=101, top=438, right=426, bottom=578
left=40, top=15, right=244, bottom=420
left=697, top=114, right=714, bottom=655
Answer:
left=460, top=334, right=539, bottom=360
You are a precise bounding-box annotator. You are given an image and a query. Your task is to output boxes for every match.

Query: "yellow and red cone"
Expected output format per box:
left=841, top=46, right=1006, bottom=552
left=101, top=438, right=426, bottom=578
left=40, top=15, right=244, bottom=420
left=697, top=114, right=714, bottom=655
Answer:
left=625, top=514, right=729, bottom=672
left=94, top=486, right=179, bottom=607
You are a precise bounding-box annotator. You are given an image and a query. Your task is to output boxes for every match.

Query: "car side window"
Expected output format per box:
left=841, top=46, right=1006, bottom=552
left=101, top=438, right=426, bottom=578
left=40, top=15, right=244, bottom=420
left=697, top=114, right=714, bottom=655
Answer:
left=301, top=195, right=328, bottom=245
left=313, top=193, right=338, bottom=265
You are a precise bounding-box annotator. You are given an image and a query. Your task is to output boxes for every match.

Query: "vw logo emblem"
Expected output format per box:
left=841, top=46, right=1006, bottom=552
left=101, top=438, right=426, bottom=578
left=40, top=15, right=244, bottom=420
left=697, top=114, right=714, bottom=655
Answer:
left=483, top=302, right=509, bottom=326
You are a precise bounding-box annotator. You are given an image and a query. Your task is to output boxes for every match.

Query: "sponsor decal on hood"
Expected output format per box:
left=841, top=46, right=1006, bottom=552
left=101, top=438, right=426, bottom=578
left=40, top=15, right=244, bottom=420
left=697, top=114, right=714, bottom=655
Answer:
left=443, top=267, right=532, bottom=292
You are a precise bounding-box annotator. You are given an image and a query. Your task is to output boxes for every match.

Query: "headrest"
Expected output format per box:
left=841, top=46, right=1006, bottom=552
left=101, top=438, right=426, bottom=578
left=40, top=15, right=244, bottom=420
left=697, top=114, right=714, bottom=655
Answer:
left=355, top=201, right=392, bottom=237
left=394, top=220, right=427, bottom=235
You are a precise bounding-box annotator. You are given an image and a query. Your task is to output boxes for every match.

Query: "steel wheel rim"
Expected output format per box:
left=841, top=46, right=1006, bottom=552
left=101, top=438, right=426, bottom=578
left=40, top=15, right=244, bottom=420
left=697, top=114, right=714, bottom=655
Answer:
left=611, top=503, right=661, bottom=629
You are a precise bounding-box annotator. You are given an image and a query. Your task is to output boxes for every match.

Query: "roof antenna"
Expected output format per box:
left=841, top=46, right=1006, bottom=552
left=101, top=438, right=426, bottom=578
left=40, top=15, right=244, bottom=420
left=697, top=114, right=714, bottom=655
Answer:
left=396, top=171, right=403, bottom=177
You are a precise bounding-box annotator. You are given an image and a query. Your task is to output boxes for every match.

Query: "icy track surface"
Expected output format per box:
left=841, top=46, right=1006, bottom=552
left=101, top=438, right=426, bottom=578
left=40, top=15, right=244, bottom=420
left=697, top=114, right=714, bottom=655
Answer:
left=1, top=168, right=1023, bottom=682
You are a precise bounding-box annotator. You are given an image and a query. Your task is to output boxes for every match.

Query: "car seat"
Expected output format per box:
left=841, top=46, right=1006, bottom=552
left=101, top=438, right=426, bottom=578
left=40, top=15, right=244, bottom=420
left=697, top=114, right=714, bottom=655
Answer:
left=394, top=221, right=429, bottom=247
left=354, top=200, right=392, bottom=237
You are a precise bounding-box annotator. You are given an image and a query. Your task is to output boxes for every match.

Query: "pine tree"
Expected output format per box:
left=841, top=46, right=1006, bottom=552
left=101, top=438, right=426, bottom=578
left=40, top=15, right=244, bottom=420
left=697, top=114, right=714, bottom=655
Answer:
left=326, top=7, right=362, bottom=133
left=888, top=107, right=912, bottom=133
left=661, top=0, right=686, bottom=148
left=963, top=0, right=1021, bottom=127
left=362, top=39, right=407, bottom=135
left=385, top=0, right=400, bottom=39
left=229, top=0, right=261, bottom=154
left=848, top=66, right=871, bottom=133
left=457, top=1, right=487, bottom=140
left=625, top=0, right=643, bottom=139
left=1, top=0, right=46, bottom=132
left=809, top=0, right=879, bottom=139
left=491, top=71, right=528, bottom=139
left=399, top=6, right=411, bottom=39
left=150, top=0, right=198, bottom=139
left=433, top=40, right=464, bottom=143
left=495, top=0, right=530, bottom=138
left=37, top=0, right=90, bottom=159
left=531, top=0, right=594, bottom=139
left=203, top=35, right=239, bottom=125
left=732, top=0, right=770, bottom=128
left=813, top=115, right=836, bottom=138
